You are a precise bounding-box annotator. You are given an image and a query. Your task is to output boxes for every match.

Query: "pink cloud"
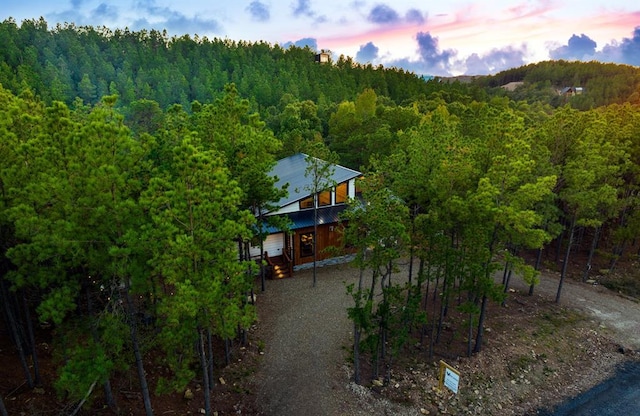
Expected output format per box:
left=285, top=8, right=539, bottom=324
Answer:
left=316, top=1, right=639, bottom=65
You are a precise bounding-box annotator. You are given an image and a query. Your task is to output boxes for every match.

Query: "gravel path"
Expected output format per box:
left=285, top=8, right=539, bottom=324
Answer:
left=249, top=260, right=640, bottom=416
left=250, top=261, right=419, bottom=416
left=509, top=270, right=640, bottom=350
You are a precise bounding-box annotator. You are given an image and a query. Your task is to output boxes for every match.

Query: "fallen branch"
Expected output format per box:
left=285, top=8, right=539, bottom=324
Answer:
left=69, top=378, right=98, bottom=416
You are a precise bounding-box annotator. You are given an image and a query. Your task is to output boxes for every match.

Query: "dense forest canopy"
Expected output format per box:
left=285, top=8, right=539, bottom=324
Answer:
left=474, top=60, right=640, bottom=109
left=1, top=17, right=640, bottom=415
left=0, top=17, right=434, bottom=111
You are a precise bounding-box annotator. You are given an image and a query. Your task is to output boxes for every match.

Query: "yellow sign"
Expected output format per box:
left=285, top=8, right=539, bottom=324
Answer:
left=438, top=360, right=461, bottom=394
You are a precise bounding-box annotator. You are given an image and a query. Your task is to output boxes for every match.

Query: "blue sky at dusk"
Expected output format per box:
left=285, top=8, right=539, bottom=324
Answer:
left=3, top=0, right=639, bottom=75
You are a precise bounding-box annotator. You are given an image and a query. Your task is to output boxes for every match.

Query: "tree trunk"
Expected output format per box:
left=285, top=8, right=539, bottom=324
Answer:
left=21, top=291, right=41, bottom=385
left=313, top=194, right=318, bottom=287
left=0, top=279, right=33, bottom=388
left=0, top=395, right=8, bottom=416
left=427, top=274, right=439, bottom=360
left=582, top=226, right=600, bottom=282
left=609, top=239, right=627, bottom=272
left=473, top=295, right=488, bottom=353
left=86, top=285, right=116, bottom=411
left=207, top=329, right=215, bottom=391
left=576, top=226, right=585, bottom=249
left=502, top=264, right=513, bottom=307
left=435, top=273, right=449, bottom=345
left=198, top=330, right=211, bottom=416
left=556, top=218, right=575, bottom=303
left=501, top=260, right=510, bottom=286
left=123, top=283, right=154, bottom=416
left=408, top=206, right=417, bottom=285
left=420, top=261, right=431, bottom=345
left=259, top=213, right=266, bottom=292
left=530, top=247, right=544, bottom=295
left=555, top=227, right=565, bottom=262
left=609, top=200, right=630, bottom=271
left=224, top=338, right=231, bottom=366
left=379, top=272, right=388, bottom=364
left=353, top=323, right=361, bottom=384
left=353, top=257, right=365, bottom=384
left=467, top=312, right=474, bottom=357
left=102, top=380, right=116, bottom=413
left=535, top=247, right=543, bottom=271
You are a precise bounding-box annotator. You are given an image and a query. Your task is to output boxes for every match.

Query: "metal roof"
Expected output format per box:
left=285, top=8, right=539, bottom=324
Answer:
left=262, top=205, right=347, bottom=233
left=269, top=153, right=361, bottom=210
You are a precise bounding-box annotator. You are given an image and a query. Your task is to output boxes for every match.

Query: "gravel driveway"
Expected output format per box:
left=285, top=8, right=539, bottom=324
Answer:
left=509, top=270, right=640, bottom=350
left=250, top=261, right=419, bottom=416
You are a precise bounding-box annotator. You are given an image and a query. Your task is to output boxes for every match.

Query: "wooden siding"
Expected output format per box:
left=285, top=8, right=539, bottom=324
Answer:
left=293, top=224, right=343, bottom=265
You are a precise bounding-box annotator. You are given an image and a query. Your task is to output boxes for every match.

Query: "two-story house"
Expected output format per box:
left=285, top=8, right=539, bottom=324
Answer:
left=250, top=153, right=361, bottom=277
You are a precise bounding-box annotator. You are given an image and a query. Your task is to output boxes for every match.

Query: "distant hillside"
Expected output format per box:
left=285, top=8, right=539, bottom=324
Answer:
left=473, top=60, right=640, bottom=109
left=2, top=19, right=638, bottom=112
left=0, top=18, right=431, bottom=111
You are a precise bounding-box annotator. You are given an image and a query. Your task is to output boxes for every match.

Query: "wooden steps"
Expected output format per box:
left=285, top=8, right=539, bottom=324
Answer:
left=264, top=252, right=292, bottom=279
left=271, top=262, right=291, bottom=279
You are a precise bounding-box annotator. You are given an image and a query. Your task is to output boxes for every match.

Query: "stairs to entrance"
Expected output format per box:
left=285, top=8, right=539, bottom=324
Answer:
left=265, top=252, right=292, bottom=279
left=272, top=262, right=291, bottom=279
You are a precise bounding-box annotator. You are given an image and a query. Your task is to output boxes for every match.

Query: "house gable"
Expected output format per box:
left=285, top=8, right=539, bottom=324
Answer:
left=266, top=153, right=361, bottom=216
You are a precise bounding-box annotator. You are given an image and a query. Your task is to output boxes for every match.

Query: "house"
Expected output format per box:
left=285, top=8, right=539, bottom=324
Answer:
left=314, top=51, right=330, bottom=63
left=250, top=153, right=361, bottom=277
left=560, top=86, right=584, bottom=96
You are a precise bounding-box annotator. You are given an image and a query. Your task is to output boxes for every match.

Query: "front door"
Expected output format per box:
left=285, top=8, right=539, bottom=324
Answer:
left=297, top=231, right=315, bottom=265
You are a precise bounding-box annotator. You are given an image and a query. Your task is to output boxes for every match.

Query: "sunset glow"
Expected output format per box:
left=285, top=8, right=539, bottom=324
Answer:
left=2, top=0, right=639, bottom=75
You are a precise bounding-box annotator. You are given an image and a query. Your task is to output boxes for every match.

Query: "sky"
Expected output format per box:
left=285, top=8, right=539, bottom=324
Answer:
left=3, top=0, right=640, bottom=76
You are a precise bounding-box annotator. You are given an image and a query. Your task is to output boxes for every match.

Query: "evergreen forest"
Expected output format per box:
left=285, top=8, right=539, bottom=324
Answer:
left=1, top=17, right=640, bottom=415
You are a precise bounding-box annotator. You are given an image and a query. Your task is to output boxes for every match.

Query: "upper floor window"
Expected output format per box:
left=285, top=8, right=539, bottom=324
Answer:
left=318, top=190, right=331, bottom=207
left=355, top=178, right=363, bottom=199
left=298, top=181, right=351, bottom=209
left=335, top=182, right=348, bottom=204
left=299, top=196, right=314, bottom=210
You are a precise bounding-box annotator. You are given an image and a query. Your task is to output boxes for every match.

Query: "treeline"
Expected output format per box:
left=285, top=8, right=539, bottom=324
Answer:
left=0, top=17, right=434, bottom=112
left=0, top=83, right=284, bottom=415
left=476, top=60, right=640, bottom=109
left=339, top=95, right=640, bottom=384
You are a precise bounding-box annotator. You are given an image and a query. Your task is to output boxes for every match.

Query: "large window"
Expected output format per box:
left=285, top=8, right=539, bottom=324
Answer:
left=299, top=196, right=314, bottom=210
left=355, top=178, right=363, bottom=199
left=318, top=190, right=331, bottom=206
left=300, top=232, right=314, bottom=257
left=300, top=191, right=333, bottom=209
left=335, top=182, right=348, bottom=204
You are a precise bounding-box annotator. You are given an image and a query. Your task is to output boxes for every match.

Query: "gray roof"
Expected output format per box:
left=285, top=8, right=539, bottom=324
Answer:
left=270, top=153, right=361, bottom=210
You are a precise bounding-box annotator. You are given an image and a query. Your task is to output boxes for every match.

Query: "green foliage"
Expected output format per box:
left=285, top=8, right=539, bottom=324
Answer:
left=3, top=16, right=640, bottom=405
left=342, top=172, right=411, bottom=379
left=477, top=60, right=640, bottom=109
left=141, top=133, right=256, bottom=392
left=0, top=19, right=430, bottom=111
left=54, top=313, right=128, bottom=403
left=55, top=339, right=112, bottom=402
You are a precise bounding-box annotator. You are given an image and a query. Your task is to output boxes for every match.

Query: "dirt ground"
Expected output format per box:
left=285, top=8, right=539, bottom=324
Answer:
left=245, top=259, right=639, bottom=416
left=1, top=256, right=639, bottom=415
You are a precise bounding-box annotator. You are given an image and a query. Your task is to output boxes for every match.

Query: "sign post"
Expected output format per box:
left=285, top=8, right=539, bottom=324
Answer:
left=438, top=360, right=461, bottom=394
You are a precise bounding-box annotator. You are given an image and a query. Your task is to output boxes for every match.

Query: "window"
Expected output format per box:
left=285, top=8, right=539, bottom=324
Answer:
left=299, top=196, right=314, bottom=210
left=335, top=182, right=348, bottom=204
left=355, top=178, right=363, bottom=199
left=300, top=232, right=314, bottom=257
left=318, top=190, right=331, bottom=207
